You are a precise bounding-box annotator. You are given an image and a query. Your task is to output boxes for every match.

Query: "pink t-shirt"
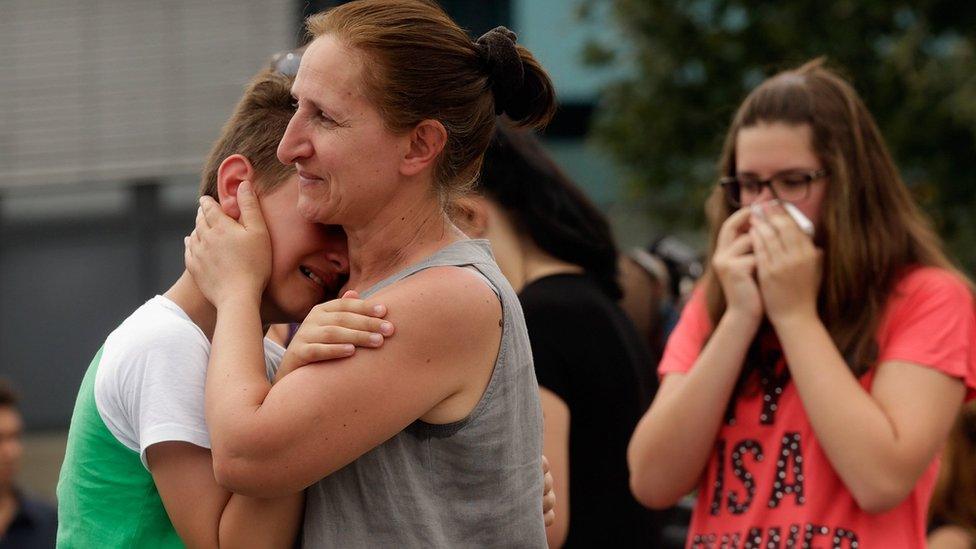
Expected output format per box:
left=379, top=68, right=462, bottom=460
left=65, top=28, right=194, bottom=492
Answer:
left=659, top=267, right=976, bottom=548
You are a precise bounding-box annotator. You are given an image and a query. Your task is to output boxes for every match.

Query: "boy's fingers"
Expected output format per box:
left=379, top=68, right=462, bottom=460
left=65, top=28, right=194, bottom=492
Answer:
left=308, top=313, right=394, bottom=338
left=316, top=299, right=389, bottom=319
left=296, top=343, right=356, bottom=364
left=542, top=490, right=556, bottom=516
left=236, top=180, right=268, bottom=231
left=341, top=290, right=360, bottom=299
left=313, top=325, right=386, bottom=348
left=544, top=509, right=556, bottom=528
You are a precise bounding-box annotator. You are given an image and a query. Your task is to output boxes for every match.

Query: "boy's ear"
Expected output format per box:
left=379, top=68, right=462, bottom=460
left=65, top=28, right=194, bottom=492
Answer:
left=215, top=154, right=257, bottom=220
left=400, top=119, right=447, bottom=177
left=451, top=195, right=491, bottom=238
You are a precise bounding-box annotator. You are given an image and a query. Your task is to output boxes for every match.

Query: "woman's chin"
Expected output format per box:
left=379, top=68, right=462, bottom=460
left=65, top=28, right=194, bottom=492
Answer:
left=297, top=197, right=337, bottom=225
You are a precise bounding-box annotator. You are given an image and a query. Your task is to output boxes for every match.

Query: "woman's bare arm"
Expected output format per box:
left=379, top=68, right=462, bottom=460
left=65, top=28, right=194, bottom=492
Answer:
left=205, top=267, right=502, bottom=497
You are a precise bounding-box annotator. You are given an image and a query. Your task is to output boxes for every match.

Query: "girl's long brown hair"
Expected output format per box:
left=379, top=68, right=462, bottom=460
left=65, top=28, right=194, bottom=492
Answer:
left=703, top=58, right=970, bottom=386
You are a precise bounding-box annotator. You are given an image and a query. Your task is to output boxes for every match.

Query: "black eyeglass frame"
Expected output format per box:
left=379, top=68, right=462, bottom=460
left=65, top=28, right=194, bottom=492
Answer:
left=719, top=168, right=829, bottom=207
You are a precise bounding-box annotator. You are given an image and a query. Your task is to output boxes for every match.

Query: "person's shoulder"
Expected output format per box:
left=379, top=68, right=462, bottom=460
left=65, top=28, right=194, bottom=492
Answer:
left=97, top=297, right=210, bottom=390
left=373, top=265, right=501, bottom=338
left=106, top=296, right=209, bottom=356
left=892, top=266, right=973, bottom=305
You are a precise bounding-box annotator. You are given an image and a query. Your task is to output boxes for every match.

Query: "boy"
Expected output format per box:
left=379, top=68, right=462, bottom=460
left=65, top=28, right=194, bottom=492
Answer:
left=55, top=63, right=387, bottom=548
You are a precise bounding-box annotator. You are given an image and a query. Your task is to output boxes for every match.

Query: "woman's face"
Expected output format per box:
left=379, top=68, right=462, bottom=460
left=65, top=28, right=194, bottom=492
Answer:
left=277, top=35, right=409, bottom=227
left=734, top=122, right=828, bottom=230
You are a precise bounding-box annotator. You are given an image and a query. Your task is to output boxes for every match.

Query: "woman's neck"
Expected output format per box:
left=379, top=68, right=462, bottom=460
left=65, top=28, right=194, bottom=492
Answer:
left=343, top=188, right=464, bottom=292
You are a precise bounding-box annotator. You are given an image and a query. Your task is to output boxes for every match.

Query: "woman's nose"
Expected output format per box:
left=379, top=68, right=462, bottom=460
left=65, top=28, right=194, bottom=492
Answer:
left=277, top=116, right=313, bottom=165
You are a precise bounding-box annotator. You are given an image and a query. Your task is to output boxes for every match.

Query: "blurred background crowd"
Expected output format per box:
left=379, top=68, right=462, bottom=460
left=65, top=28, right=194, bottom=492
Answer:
left=2, top=0, right=976, bottom=547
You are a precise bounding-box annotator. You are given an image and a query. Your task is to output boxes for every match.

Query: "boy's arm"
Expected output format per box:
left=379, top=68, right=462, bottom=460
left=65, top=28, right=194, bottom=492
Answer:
left=147, top=441, right=302, bottom=549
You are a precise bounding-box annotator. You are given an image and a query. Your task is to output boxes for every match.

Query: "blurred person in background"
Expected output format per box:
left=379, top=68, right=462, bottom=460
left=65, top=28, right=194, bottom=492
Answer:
left=452, top=123, right=665, bottom=547
left=619, top=237, right=703, bottom=364
left=928, top=402, right=976, bottom=548
left=629, top=59, right=976, bottom=547
left=0, top=379, right=57, bottom=549
left=618, top=248, right=669, bottom=363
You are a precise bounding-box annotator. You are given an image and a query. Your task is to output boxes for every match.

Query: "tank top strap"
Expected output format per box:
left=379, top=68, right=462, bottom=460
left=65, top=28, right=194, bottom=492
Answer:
left=360, top=239, right=497, bottom=299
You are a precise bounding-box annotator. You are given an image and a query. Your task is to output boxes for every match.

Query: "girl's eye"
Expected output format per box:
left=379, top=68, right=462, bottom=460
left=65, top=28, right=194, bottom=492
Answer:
left=780, top=175, right=809, bottom=187
left=319, top=112, right=337, bottom=125
left=739, top=179, right=761, bottom=193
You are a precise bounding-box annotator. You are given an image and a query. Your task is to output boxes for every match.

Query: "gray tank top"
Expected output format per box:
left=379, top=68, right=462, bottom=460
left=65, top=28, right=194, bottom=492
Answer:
left=302, top=239, right=546, bottom=548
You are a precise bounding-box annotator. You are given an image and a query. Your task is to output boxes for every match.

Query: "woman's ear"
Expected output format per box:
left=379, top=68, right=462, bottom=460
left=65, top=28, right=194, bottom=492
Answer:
left=401, top=119, right=448, bottom=177
left=215, top=154, right=257, bottom=219
left=452, top=196, right=491, bottom=238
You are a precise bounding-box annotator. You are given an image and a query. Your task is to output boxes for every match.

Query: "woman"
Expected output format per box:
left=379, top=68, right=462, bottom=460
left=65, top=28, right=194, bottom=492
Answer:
left=628, top=59, right=976, bottom=547
left=453, top=125, right=663, bottom=547
left=184, top=1, right=557, bottom=546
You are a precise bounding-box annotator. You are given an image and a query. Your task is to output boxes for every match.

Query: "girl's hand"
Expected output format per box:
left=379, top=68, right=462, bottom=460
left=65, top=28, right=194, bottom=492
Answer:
left=277, top=291, right=395, bottom=378
left=713, top=207, right=763, bottom=321
left=750, top=202, right=822, bottom=326
left=184, top=181, right=271, bottom=308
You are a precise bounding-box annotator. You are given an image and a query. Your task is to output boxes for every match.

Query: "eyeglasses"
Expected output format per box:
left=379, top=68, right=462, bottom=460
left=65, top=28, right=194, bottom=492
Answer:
left=270, top=49, right=303, bottom=77
left=720, top=168, right=828, bottom=207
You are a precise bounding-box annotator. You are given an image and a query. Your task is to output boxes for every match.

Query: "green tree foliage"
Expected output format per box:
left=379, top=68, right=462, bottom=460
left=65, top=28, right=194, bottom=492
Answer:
left=585, top=1, right=976, bottom=269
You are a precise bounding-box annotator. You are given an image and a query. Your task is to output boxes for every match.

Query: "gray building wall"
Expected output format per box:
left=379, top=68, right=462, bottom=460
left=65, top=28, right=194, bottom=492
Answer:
left=1, top=0, right=295, bottom=429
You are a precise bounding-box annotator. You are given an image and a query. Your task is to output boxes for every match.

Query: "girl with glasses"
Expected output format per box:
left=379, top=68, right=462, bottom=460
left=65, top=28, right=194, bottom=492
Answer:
left=628, top=58, right=976, bottom=548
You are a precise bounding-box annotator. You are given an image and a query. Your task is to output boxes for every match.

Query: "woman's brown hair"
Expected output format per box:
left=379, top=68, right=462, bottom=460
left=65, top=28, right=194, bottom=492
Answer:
left=702, top=58, right=970, bottom=386
left=306, top=0, right=556, bottom=198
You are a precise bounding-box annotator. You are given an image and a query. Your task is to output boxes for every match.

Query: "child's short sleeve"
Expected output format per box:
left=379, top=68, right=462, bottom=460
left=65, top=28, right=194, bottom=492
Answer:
left=878, top=267, right=976, bottom=400
left=658, top=287, right=713, bottom=376
left=133, top=334, right=214, bottom=468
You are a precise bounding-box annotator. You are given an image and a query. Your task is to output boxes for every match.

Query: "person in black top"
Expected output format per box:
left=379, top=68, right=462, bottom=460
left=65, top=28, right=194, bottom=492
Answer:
left=453, top=123, right=669, bottom=547
left=0, top=380, right=57, bottom=549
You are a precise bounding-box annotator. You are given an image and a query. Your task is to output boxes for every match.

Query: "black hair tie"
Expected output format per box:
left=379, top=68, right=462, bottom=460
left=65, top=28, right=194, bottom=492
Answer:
left=476, top=26, right=525, bottom=115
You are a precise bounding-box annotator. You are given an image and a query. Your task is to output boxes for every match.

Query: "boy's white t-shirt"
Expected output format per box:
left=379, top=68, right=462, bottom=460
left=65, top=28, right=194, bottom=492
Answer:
left=93, top=295, right=285, bottom=469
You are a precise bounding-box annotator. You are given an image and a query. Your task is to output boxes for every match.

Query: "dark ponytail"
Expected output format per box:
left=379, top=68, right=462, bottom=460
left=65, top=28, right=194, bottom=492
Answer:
left=479, top=124, right=622, bottom=299
left=475, top=26, right=556, bottom=130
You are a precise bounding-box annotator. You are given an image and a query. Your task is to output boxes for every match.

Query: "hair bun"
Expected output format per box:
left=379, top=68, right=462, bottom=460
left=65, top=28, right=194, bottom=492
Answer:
left=476, top=26, right=525, bottom=115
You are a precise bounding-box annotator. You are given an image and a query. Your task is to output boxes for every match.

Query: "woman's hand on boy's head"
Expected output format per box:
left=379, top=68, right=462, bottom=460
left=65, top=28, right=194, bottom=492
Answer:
left=184, top=180, right=272, bottom=307
left=276, top=290, right=395, bottom=378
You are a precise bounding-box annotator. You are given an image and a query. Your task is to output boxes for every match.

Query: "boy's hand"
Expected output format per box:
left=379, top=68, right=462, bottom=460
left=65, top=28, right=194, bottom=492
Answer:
left=542, top=455, right=555, bottom=527
left=184, top=180, right=271, bottom=307
left=276, top=291, right=395, bottom=379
